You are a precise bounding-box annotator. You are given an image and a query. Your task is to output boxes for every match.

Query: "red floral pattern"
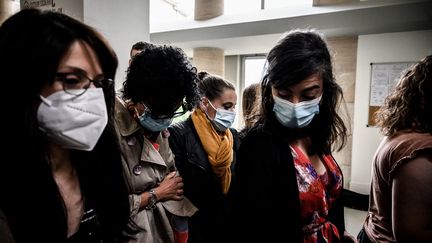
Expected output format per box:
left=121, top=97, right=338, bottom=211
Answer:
left=291, top=145, right=342, bottom=243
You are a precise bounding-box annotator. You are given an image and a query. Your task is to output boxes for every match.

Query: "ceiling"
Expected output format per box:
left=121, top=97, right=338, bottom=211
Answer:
left=150, top=0, right=432, bottom=56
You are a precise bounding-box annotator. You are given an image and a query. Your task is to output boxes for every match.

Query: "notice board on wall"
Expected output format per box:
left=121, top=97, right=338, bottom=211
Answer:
left=367, top=62, right=416, bottom=127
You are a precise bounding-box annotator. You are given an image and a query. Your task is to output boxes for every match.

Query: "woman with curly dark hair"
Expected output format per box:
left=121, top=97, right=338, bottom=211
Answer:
left=232, top=29, right=355, bottom=242
left=115, top=44, right=200, bottom=243
left=358, top=55, right=432, bottom=243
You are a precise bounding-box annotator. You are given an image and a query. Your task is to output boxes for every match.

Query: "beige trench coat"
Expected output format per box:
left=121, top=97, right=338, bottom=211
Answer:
left=114, top=97, right=197, bottom=243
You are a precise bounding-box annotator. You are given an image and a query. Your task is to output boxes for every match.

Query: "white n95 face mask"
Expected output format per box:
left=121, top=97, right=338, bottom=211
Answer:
left=37, top=88, right=108, bottom=151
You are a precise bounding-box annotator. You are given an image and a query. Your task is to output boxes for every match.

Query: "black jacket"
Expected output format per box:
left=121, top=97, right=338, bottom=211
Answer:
left=168, top=117, right=239, bottom=243
left=232, top=113, right=346, bottom=243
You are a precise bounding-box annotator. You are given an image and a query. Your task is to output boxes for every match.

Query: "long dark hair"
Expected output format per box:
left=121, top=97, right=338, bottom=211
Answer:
left=376, top=55, right=432, bottom=136
left=0, top=9, right=134, bottom=242
left=259, top=29, right=347, bottom=153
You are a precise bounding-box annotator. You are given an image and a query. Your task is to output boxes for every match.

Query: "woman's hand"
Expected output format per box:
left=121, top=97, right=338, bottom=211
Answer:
left=154, top=171, right=184, bottom=201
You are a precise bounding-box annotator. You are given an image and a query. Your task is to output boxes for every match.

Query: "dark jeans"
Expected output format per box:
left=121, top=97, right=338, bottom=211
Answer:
left=357, top=227, right=372, bottom=243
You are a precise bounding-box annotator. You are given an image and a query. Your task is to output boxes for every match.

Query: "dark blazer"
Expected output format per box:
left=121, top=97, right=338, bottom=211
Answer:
left=168, top=117, right=239, bottom=243
left=232, top=113, right=346, bottom=243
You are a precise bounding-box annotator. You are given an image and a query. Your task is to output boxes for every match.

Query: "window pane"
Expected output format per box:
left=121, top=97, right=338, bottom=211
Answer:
left=244, top=57, right=266, bottom=88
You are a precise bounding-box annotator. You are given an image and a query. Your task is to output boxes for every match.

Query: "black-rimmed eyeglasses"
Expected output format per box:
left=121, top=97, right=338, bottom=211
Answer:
left=142, top=102, right=188, bottom=120
left=56, top=72, right=113, bottom=97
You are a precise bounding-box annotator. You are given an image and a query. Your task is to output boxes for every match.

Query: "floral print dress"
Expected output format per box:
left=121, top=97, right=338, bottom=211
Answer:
left=290, top=145, right=342, bottom=243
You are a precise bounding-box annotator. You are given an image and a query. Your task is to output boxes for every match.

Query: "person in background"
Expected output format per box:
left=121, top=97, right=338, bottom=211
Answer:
left=232, top=29, right=356, bottom=243
left=357, top=55, right=432, bottom=243
left=117, top=41, right=154, bottom=96
left=115, top=44, right=200, bottom=243
left=168, top=71, right=239, bottom=243
left=129, top=41, right=152, bottom=65
left=0, top=9, right=136, bottom=242
left=239, top=82, right=261, bottom=140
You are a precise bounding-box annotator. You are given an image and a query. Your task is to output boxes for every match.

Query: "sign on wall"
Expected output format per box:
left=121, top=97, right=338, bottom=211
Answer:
left=20, top=0, right=83, bottom=21
left=367, top=61, right=416, bottom=126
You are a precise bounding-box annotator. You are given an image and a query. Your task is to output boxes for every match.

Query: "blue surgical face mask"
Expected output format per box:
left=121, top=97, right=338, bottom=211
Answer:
left=272, top=95, right=321, bottom=128
left=207, top=100, right=236, bottom=132
left=138, top=112, right=173, bottom=132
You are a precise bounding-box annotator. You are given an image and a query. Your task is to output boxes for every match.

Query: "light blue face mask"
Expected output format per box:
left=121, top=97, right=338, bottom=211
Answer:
left=207, top=100, right=236, bottom=132
left=138, top=112, right=173, bottom=132
left=272, top=95, right=321, bottom=128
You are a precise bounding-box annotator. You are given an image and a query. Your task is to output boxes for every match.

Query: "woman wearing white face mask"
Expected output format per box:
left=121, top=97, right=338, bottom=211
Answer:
left=232, top=29, right=356, bottom=243
left=168, top=71, right=239, bottom=243
left=0, top=9, right=136, bottom=243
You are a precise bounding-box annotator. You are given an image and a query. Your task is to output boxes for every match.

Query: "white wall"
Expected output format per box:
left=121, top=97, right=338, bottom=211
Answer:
left=350, top=30, right=432, bottom=194
left=225, top=55, right=241, bottom=129
left=83, top=0, right=150, bottom=91
left=20, top=0, right=83, bottom=20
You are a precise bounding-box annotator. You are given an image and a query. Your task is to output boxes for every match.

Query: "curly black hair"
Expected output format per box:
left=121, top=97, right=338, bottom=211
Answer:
left=376, top=55, right=432, bottom=136
left=122, top=44, right=200, bottom=116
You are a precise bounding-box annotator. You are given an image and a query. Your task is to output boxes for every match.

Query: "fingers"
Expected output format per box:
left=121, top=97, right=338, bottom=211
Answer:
left=168, top=171, right=176, bottom=178
left=174, top=176, right=183, bottom=183
left=177, top=182, right=184, bottom=188
left=158, top=171, right=185, bottom=201
left=172, top=189, right=184, bottom=201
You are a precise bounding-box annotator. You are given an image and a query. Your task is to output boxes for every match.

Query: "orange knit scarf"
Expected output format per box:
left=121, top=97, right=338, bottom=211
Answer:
left=191, top=109, right=233, bottom=194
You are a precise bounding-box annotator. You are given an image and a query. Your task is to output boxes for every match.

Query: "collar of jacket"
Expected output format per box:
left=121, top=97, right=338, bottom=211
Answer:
left=115, top=96, right=142, bottom=137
